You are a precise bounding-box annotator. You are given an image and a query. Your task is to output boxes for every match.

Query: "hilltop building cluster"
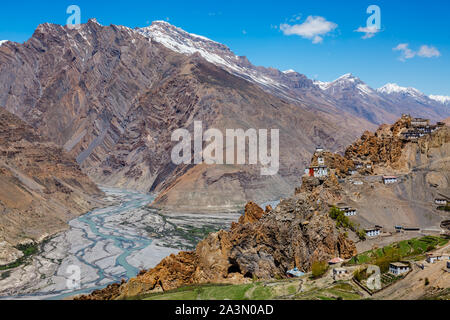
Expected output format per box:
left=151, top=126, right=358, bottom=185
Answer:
left=300, top=115, right=448, bottom=243
left=401, top=115, right=445, bottom=141
left=304, top=147, right=330, bottom=178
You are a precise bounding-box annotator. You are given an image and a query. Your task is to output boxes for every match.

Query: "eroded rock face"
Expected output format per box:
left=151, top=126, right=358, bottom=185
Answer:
left=0, top=108, right=102, bottom=249
left=238, top=202, right=265, bottom=224
left=344, top=117, right=409, bottom=171
left=310, top=152, right=355, bottom=178
left=77, top=195, right=355, bottom=300
left=0, top=242, right=23, bottom=266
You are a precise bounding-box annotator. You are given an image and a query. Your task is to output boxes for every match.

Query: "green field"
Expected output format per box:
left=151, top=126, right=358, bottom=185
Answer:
left=132, top=279, right=364, bottom=301
left=347, top=236, right=448, bottom=266
left=136, top=283, right=273, bottom=301
left=0, top=243, right=39, bottom=271
left=294, top=282, right=362, bottom=300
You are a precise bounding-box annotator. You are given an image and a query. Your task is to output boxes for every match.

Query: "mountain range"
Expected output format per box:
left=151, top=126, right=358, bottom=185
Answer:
left=140, top=21, right=449, bottom=125
left=0, top=19, right=449, bottom=213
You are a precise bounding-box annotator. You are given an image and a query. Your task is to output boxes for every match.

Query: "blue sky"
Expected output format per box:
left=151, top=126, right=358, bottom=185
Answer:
left=1, top=0, right=449, bottom=95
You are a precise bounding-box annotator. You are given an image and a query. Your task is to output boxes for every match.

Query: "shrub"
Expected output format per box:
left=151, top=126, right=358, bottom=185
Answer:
left=329, top=207, right=366, bottom=240
left=311, top=261, right=329, bottom=279
left=356, top=229, right=367, bottom=241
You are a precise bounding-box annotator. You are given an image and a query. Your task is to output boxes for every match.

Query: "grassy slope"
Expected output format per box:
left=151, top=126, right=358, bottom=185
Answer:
left=348, top=236, right=448, bottom=265
left=137, top=281, right=362, bottom=301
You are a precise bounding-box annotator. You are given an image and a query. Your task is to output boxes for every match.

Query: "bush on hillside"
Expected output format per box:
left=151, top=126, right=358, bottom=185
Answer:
left=311, top=261, right=329, bottom=279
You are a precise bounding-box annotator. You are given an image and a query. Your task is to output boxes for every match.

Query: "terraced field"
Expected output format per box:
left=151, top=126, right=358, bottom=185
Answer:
left=348, top=236, right=448, bottom=265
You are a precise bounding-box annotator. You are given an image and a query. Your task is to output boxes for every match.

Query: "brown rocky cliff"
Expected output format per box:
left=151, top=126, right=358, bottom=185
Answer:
left=238, top=202, right=266, bottom=224
left=77, top=195, right=356, bottom=300
left=310, top=151, right=355, bottom=178
left=0, top=108, right=102, bottom=262
left=344, top=117, right=409, bottom=170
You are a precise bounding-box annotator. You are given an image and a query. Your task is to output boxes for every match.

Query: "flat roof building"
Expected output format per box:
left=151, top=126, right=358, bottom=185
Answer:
left=306, top=166, right=329, bottom=178
left=382, top=176, right=398, bottom=184
left=365, top=227, right=382, bottom=237
left=435, top=199, right=448, bottom=205
left=333, top=268, right=349, bottom=280
left=389, top=262, right=410, bottom=276
left=339, top=206, right=357, bottom=217
left=328, top=257, right=345, bottom=265
left=411, top=118, right=430, bottom=127
left=427, top=254, right=443, bottom=264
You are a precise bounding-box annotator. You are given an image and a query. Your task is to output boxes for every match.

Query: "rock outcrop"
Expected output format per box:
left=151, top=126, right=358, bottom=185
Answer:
left=344, top=122, right=407, bottom=172
left=238, top=202, right=266, bottom=224
left=77, top=192, right=355, bottom=300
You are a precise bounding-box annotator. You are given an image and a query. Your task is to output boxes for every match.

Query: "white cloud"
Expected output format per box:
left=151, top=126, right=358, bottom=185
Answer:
left=393, top=43, right=441, bottom=61
left=393, top=43, right=416, bottom=61
left=355, top=26, right=380, bottom=39
left=280, top=16, right=337, bottom=44
left=417, top=45, right=441, bottom=58
left=289, top=14, right=303, bottom=23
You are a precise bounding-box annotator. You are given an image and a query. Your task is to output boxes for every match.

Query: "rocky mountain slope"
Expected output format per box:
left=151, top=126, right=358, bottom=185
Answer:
left=315, top=76, right=449, bottom=124
left=376, top=83, right=449, bottom=120
left=0, top=108, right=102, bottom=265
left=0, top=20, right=368, bottom=213
left=314, top=74, right=399, bottom=124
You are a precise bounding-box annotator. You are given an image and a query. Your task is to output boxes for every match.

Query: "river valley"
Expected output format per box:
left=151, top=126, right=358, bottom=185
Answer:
left=0, top=188, right=239, bottom=299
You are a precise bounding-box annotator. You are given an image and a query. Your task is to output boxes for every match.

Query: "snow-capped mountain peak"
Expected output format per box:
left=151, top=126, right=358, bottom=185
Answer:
left=136, top=21, right=307, bottom=98
left=429, top=95, right=450, bottom=105
left=0, top=40, right=8, bottom=46
left=377, top=83, right=424, bottom=98
left=313, top=80, right=330, bottom=90
left=314, top=73, right=377, bottom=96
left=336, top=73, right=357, bottom=81
left=316, top=73, right=361, bottom=86
left=137, top=21, right=448, bottom=114
left=138, top=21, right=231, bottom=65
